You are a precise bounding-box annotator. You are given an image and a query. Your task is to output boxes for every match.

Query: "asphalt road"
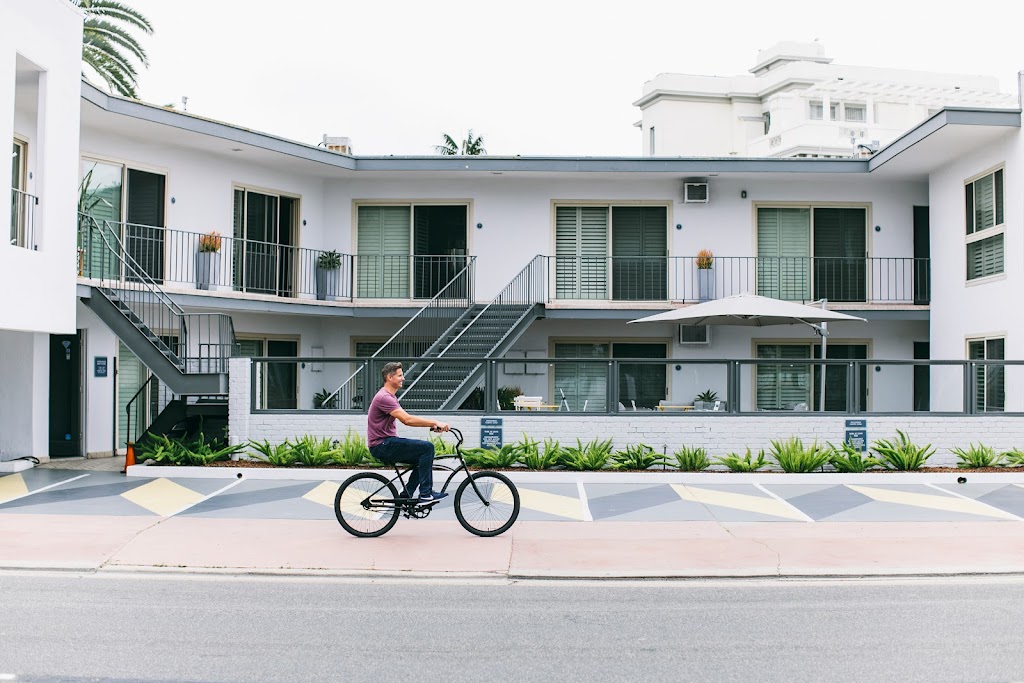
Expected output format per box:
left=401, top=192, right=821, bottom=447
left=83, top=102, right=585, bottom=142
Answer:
left=1, top=573, right=1023, bottom=683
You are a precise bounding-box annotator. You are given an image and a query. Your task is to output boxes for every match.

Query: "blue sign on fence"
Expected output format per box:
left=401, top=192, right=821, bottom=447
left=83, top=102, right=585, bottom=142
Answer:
left=845, top=419, right=867, bottom=428
left=845, top=418, right=868, bottom=452
left=481, top=417, right=503, bottom=449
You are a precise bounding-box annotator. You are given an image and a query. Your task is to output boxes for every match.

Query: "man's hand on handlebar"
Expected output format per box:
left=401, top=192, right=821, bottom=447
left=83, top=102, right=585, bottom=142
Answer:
left=430, top=422, right=450, bottom=433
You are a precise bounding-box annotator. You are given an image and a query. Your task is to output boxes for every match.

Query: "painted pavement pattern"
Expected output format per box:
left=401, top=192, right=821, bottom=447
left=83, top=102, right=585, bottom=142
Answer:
left=2, top=469, right=1024, bottom=523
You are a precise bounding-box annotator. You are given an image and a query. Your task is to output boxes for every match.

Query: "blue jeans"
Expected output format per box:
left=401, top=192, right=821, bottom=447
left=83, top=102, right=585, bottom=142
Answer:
left=370, top=437, right=436, bottom=497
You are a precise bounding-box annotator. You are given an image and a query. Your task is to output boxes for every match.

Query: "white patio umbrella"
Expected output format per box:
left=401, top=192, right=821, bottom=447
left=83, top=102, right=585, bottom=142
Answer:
left=628, top=293, right=867, bottom=411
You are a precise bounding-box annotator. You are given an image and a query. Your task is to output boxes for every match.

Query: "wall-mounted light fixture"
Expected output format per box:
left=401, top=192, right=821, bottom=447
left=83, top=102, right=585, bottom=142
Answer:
left=476, top=222, right=483, bottom=229
left=874, top=225, right=881, bottom=232
left=741, top=190, right=747, bottom=199
left=675, top=224, right=682, bottom=230
left=170, top=197, right=176, bottom=204
left=302, top=219, right=307, bottom=226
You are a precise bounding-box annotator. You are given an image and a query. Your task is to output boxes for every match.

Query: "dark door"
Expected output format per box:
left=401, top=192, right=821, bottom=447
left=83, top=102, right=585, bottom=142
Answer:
left=278, top=197, right=296, bottom=296
left=613, top=342, right=667, bottom=410
left=49, top=332, right=82, bottom=456
left=266, top=340, right=298, bottom=409
left=412, top=205, right=467, bottom=298
left=913, top=341, right=930, bottom=411
left=125, top=169, right=166, bottom=282
left=612, top=206, right=667, bottom=300
left=813, top=208, right=866, bottom=302
left=913, top=206, right=930, bottom=305
left=813, top=343, right=867, bottom=412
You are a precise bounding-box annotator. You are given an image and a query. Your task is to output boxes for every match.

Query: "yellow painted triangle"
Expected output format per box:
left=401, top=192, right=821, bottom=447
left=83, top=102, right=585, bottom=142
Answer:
left=330, top=481, right=388, bottom=521
left=846, top=485, right=1019, bottom=520
left=303, top=481, right=340, bottom=507
left=496, top=486, right=583, bottom=521
left=120, top=478, right=204, bottom=516
left=671, top=484, right=807, bottom=521
left=0, top=473, right=28, bottom=504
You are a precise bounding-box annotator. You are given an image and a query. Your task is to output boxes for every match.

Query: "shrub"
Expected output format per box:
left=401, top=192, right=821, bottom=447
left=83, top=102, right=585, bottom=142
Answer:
left=827, top=441, right=880, bottom=473
left=1003, top=448, right=1024, bottom=466
left=673, top=445, right=710, bottom=472
left=334, top=430, right=371, bottom=466
left=249, top=439, right=296, bottom=467
left=951, top=443, right=1003, bottom=469
left=715, top=448, right=767, bottom=472
left=430, top=434, right=458, bottom=456
left=871, top=430, right=934, bottom=471
left=312, top=388, right=339, bottom=409
left=519, top=436, right=562, bottom=470
left=289, top=435, right=341, bottom=467
left=138, top=433, right=244, bottom=466
left=610, top=443, right=665, bottom=470
left=461, top=445, right=521, bottom=469
left=695, top=389, right=718, bottom=403
left=769, top=436, right=830, bottom=473
left=559, top=437, right=613, bottom=471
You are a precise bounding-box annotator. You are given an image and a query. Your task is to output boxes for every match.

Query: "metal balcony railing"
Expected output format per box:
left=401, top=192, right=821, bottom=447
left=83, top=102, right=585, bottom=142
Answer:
left=10, top=188, right=37, bottom=250
left=543, top=255, right=930, bottom=304
left=79, top=213, right=237, bottom=375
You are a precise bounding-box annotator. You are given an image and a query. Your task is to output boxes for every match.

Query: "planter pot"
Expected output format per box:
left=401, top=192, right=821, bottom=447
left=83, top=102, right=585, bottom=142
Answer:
left=196, top=251, right=221, bottom=291
left=316, top=267, right=341, bottom=301
left=698, top=268, right=715, bottom=302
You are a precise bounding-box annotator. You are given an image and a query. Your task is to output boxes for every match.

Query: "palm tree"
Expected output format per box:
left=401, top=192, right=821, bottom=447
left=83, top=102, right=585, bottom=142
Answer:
left=435, top=130, right=487, bottom=155
left=80, top=0, right=154, bottom=99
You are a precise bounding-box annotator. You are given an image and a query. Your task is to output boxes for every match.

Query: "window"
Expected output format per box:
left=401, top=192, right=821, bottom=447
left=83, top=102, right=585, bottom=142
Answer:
left=234, top=187, right=298, bottom=296
left=763, top=112, right=771, bottom=135
left=809, top=101, right=838, bottom=121
left=968, top=337, right=1004, bottom=412
left=10, top=138, right=29, bottom=248
left=843, top=104, right=866, bottom=122
left=965, top=169, right=1004, bottom=280
left=756, top=343, right=867, bottom=411
left=553, top=341, right=667, bottom=411
left=649, top=126, right=655, bottom=155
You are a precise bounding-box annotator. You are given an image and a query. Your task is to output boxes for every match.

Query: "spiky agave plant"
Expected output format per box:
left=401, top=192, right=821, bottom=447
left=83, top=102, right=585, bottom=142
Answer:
left=81, top=0, right=154, bottom=98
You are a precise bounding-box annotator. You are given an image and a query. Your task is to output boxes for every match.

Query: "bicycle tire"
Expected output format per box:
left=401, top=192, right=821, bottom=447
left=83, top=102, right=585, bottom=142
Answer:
left=334, top=472, right=400, bottom=538
left=454, top=471, right=520, bottom=537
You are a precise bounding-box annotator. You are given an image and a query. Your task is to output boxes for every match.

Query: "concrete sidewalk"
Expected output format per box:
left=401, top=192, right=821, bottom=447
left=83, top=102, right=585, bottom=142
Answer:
left=2, top=514, right=1022, bottom=578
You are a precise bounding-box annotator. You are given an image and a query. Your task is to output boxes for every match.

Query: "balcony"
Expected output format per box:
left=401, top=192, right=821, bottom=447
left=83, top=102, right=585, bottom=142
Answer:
left=77, top=220, right=474, bottom=302
left=545, top=256, right=930, bottom=305
left=10, top=188, right=37, bottom=249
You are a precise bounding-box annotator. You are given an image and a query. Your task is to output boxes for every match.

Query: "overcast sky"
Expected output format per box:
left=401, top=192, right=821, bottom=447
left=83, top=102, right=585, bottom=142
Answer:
left=124, top=0, right=1024, bottom=157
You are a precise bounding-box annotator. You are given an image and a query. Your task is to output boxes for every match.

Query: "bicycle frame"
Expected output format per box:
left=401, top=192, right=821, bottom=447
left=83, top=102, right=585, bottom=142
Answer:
left=365, top=427, right=493, bottom=510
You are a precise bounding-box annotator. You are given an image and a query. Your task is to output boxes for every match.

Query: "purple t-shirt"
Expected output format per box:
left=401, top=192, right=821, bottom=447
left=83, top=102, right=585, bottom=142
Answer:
left=367, top=387, right=401, bottom=447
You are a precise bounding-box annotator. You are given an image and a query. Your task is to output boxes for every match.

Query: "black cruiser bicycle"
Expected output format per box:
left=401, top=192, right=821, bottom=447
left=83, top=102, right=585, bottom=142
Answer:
left=333, top=427, right=520, bottom=538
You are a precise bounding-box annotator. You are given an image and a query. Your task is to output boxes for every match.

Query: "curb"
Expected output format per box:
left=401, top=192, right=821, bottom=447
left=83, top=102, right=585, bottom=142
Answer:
left=124, top=464, right=1024, bottom=485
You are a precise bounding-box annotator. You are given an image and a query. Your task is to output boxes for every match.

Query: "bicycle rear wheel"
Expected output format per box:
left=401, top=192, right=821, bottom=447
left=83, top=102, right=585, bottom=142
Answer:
left=454, top=471, right=520, bottom=537
left=334, top=472, right=400, bottom=538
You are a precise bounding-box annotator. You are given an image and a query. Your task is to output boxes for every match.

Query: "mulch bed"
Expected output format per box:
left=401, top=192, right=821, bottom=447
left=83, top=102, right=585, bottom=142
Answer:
left=185, top=461, right=1021, bottom=473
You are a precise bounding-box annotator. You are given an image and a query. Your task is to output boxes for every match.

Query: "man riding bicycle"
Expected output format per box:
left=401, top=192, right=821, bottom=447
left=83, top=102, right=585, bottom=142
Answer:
left=367, top=361, right=450, bottom=504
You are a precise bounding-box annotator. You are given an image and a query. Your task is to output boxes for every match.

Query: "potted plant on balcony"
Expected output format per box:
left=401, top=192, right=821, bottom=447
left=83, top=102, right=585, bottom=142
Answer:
left=316, top=249, right=342, bottom=301
left=696, top=249, right=715, bottom=302
left=196, top=231, right=222, bottom=291
left=694, top=389, right=718, bottom=411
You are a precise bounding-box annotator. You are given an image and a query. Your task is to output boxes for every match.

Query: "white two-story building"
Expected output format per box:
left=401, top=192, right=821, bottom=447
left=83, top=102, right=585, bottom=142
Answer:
left=3, top=0, right=1023, bottom=461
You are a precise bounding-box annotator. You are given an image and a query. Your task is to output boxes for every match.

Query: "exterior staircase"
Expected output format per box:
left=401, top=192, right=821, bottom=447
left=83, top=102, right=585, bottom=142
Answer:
left=325, top=255, right=546, bottom=411
left=78, top=214, right=235, bottom=444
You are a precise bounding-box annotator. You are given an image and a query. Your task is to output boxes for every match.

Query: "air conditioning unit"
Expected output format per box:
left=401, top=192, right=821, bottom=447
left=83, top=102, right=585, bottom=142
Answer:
left=683, top=182, right=709, bottom=203
left=679, top=324, right=711, bottom=345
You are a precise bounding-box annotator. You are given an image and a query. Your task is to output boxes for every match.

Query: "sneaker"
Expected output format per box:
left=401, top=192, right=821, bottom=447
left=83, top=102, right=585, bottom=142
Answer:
left=418, top=491, right=449, bottom=504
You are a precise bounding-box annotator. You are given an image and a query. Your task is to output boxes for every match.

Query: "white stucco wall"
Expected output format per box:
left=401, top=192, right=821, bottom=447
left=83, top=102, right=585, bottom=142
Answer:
left=0, top=0, right=81, bottom=334
left=928, top=125, right=1023, bottom=411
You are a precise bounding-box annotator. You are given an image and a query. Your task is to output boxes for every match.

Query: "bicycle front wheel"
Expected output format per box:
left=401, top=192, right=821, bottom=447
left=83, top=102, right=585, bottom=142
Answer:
left=334, top=472, right=400, bottom=538
left=454, top=471, right=520, bottom=537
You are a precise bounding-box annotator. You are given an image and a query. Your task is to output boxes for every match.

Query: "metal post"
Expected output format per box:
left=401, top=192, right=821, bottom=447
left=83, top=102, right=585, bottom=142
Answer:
left=818, top=298, right=828, bottom=412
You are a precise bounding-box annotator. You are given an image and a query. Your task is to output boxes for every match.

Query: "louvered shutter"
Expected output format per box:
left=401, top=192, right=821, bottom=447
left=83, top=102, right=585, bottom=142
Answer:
left=813, top=208, right=865, bottom=302
left=756, top=345, right=810, bottom=410
left=555, top=207, right=608, bottom=299
left=125, top=169, right=166, bottom=282
left=117, top=342, right=146, bottom=446
left=357, top=206, right=411, bottom=297
left=413, top=209, right=431, bottom=298
left=986, top=338, right=1005, bottom=412
left=967, top=234, right=1003, bottom=280
left=236, top=339, right=265, bottom=408
left=968, top=340, right=986, bottom=411
left=554, top=342, right=609, bottom=412
left=758, top=208, right=810, bottom=300
left=974, top=174, right=995, bottom=231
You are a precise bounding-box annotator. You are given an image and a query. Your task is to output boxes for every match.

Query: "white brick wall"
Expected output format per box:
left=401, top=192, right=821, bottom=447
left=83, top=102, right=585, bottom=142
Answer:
left=229, top=358, right=1021, bottom=466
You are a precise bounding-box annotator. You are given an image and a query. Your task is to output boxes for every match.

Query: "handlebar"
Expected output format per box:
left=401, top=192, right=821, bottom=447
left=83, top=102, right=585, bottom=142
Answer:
left=432, top=426, right=463, bottom=446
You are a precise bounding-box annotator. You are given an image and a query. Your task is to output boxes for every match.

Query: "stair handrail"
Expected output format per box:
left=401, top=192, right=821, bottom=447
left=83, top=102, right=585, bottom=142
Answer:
left=79, top=213, right=185, bottom=315
left=318, top=256, right=476, bottom=408
left=399, top=255, right=546, bottom=402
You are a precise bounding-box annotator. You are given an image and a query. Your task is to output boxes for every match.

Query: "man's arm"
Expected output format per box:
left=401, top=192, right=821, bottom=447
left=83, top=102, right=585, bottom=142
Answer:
left=389, top=408, right=449, bottom=431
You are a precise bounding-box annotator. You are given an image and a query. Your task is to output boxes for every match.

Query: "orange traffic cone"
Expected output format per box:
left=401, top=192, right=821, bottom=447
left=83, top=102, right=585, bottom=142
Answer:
left=122, top=443, right=136, bottom=474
